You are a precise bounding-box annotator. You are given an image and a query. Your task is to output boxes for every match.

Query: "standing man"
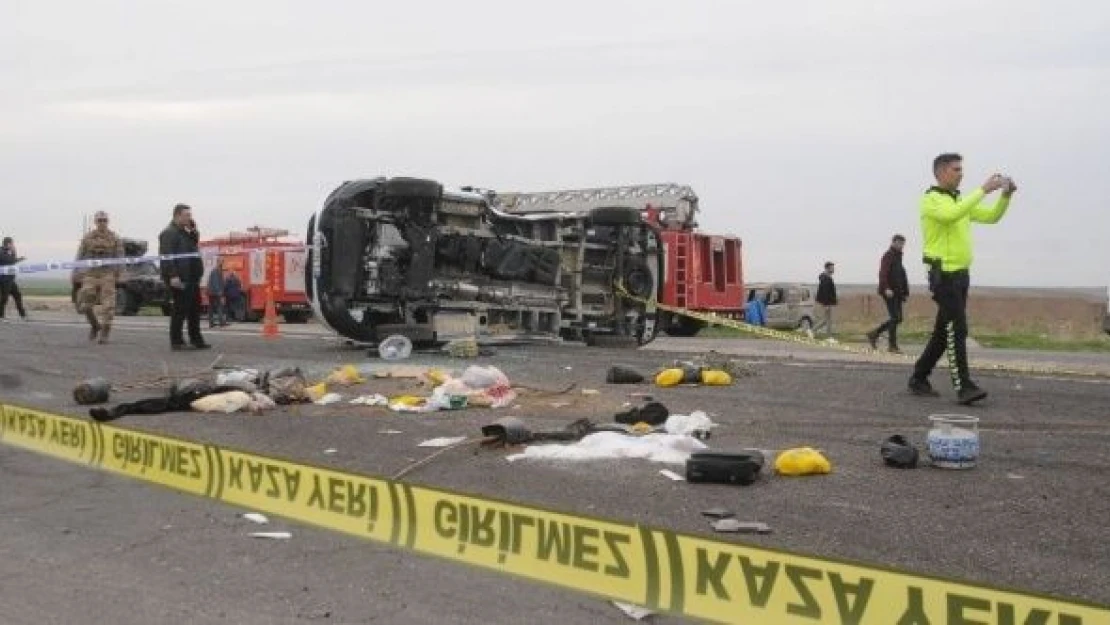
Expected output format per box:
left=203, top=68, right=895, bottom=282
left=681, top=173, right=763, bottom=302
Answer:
left=812, top=261, right=838, bottom=337
left=75, top=212, right=124, bottom=342
left=867, top=234, right=910, bottom=353
left=159, top=204, right=210, bottom=350
left=207, top=258, right=228, bottom=328
left=0, top=237, right=28, bottom=321
left=224, top=269, right=244, bottom=322
left=908, top=153, right=1014, bottom=405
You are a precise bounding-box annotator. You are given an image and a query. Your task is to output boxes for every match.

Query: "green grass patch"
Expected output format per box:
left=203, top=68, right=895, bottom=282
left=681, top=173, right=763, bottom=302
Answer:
left=684, top=322, right=1110, bottom=352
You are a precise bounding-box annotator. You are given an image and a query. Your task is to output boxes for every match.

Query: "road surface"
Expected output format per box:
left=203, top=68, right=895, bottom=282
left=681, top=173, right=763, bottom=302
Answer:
left=1, top=314, right=1109, bottom=623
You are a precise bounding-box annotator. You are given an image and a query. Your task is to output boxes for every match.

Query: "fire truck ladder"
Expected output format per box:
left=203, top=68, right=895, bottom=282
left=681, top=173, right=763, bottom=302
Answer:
left=494, top=183, right=700, bottom=226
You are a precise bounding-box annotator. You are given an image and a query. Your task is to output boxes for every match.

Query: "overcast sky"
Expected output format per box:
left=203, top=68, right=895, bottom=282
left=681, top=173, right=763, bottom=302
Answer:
left=2, top=0, right=1107, bottom=287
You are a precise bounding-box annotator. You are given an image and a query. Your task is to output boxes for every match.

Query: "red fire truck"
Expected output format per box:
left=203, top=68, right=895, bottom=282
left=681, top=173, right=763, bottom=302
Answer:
left=495, top=184, right=744, bottom=337
left=198, top=226, right=312, bottom=323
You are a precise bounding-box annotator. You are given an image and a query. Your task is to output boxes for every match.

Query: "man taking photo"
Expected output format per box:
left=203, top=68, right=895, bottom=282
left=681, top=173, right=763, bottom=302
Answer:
left=867, top=234, right=909, bottom=353
left=908, top=153, right=1015, bottom=405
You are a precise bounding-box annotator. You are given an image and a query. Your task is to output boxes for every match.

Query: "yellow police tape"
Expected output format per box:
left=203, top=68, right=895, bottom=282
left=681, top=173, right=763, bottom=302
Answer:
left=3, top=403, right=1107, bottom=623
left=619, top=285, right=1110, bottom=380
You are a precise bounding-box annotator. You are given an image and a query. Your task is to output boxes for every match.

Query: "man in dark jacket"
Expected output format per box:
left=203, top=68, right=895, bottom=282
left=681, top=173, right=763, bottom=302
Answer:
left=159, top=204, right=210, bottom=350
left=207, top=259, right=228, bottom=328
left=812, top=261, right=837, bottom=337
left=867, top=235, right=910, bottom=353
left=224, top=271, right=245, bottom=322
left=0, top=237, right=28, bottom=321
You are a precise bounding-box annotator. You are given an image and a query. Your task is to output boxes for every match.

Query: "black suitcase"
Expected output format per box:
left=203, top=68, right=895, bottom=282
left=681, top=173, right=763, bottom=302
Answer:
left=685, top=449, right=766, bottom=486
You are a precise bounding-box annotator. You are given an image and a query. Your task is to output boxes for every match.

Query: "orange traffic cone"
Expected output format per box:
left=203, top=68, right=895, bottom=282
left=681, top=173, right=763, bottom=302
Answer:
left=261, top=286, right=280, bottom=339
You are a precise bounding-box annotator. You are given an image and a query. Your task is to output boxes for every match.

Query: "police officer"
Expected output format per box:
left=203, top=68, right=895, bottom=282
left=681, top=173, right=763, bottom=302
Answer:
left=908, top=153, right=1016, bottom=404
left=159, top=203, right=210, bottom=350
left=75, top=211, right=125, bottom=343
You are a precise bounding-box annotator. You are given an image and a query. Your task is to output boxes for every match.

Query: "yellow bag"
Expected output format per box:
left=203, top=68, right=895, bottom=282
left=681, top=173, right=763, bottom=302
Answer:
left=655, top=368, right=685, bottom=387
left=304, top=382, right=328, bottom=403
left=700, top=369, right=733, bottom=386
left=774, top=447, right=832, bottom=476
left=326, top=364, right=366, bottom=387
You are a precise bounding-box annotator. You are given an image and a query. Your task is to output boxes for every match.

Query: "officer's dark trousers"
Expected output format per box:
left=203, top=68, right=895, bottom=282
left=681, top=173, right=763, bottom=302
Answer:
left=170, top=282, right=203, bottom=346
left=912, top=270, right=972, bottom=389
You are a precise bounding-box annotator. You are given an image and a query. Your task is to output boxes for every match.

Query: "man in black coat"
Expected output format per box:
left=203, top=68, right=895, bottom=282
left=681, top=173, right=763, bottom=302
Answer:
left=867, top=234, right=910, bottom=353
left=0, top=236, right=28, bottom=321
left=158, top=204, right=210, bottom=350
left=812, top=261, right=838, bottom=337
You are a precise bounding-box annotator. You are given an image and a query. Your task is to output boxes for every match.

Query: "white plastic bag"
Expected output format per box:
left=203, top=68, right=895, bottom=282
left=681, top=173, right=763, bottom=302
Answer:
left=191, top=391, right=253, bottom=414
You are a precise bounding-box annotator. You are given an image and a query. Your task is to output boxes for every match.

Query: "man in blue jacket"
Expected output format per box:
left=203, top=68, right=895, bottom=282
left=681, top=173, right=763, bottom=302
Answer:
left=207, top=259, right=228, bottom=328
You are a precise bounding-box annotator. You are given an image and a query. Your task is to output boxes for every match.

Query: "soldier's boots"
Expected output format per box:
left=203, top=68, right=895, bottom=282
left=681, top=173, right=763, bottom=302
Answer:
left=85, top=310, right=101, bottom=341
left=98, top=324, right=111, bottom=344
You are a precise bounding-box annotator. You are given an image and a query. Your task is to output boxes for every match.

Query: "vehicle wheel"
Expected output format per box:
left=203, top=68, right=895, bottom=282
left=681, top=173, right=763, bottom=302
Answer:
left=282, top=311, right=311, bottom=324
left=797, top=317, right=813, bottom=332
left=382, top=177, right=443, bottom=199
left=115, top=289, right=138, bottom=316
left=588, top=207, right=642, bottom=226
left=665, top=315, right=705, bottom=337
left=623, top=262, right=655, bottom=299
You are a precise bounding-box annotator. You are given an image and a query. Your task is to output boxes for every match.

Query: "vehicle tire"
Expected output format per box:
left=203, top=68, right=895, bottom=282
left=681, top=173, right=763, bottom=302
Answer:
left=797, top=317, right=813, bottom=332
left=381, top=177, right=443, bottom=200
left=623, top=262, right=655, bottom=298
left=588, top=207, right=642, bottom=226
left=282, top=311, right=311, bottom=324
left=665, top=315, right=705, bottom=337
left=115, top=289, right=138, bottom=316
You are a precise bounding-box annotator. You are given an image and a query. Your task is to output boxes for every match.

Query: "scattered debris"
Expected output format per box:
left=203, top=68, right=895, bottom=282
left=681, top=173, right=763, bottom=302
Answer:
left=191, top=391, right=253, bottom=414
left=664, top=411, right=716, bottom=439
left=73, top=378, right=111, bottom=405
left=687, top=449, right=765, bottom=485
left=314, top=392, right=345, bottom=406
left=443, top=337, right=480, bottom=358
left=550, top=401, right=571, bottom=409
left=701, top=507, right=735, bottom=520
left=611, top=602, right=656, bottom=620
left=323, top=448, right=338, bottom=454
left=304, top=382, right=329, bottom=403
left=216, top=369, right=260, bottom=387
left=249, top=531, right=292, bottom=540
left=659, top=469, right=685, bottom=482
left=774, top=447, right=832, bottom=476
left=418, top=436, right=469, bottom=448
left=240, top=513, right=269, bottom=525
left=350, top=394, right=389, bottom=406
left=711, top=518, right=772, bottom=534
left=506, top=430, right=707, bottom=465
left=1007, top=472, right=1026, bottom=480
left=326, top=364, right=366, bottom=387
left=378, top=430, right=403, bottom=435
left=581, top=389, right=600, bottom=396
left=880, top=434, right=920, bottom=469
left=614, top=401, right=669, bottom=426
left=606, top=365, right=645, bottom=384
left=378, top=335, right=413, bottom=361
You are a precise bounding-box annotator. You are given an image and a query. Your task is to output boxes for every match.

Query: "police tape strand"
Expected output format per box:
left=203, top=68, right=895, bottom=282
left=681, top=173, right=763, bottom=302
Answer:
left=1, top=403, right=1107, bottom=624
left=0, top=246, right=310, bottom=277
left=616, top=284, right=1110, bottom=381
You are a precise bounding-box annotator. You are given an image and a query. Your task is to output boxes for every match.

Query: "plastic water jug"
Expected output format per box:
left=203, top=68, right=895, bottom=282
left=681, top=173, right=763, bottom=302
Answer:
left=926, top=414, right=980, bottom=469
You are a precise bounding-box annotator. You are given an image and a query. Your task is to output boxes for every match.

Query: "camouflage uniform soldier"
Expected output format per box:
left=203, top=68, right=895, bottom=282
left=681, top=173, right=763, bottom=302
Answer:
left=75, top=211, right=124, bottom=343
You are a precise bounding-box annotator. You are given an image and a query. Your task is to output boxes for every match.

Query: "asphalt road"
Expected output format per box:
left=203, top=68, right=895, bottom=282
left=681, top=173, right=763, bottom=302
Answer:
left=2, top=315, right=1109, bottom=624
